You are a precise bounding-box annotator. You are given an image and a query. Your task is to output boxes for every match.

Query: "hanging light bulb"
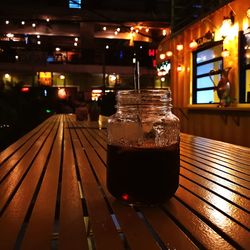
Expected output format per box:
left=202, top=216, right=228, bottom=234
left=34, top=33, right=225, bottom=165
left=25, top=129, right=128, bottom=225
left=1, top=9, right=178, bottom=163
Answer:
left=159, top=53, right=166, bottom=60
left=166, top=51, right=173, bottom=57
left=189, top=40, right=198, bottom=50
left=162, top=29, right=167, bottom=36
left=177, top=65, right=183, bottom=72
left=176, top=44, right=183, bottom=51
left=220, top=12, right=234, bottom=39
left=221, top=49, right=230, bottom=58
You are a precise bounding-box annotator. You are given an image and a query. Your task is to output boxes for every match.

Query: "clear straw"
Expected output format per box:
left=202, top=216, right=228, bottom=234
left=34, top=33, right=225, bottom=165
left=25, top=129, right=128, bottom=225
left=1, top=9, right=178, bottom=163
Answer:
left=136, top=61, right=140, bottom=91
left=133, top=59, right=140, bottom=91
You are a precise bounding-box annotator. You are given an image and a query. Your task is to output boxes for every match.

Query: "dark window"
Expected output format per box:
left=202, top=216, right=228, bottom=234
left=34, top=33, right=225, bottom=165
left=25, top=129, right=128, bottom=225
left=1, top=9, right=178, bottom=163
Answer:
left=192, top=41, right=223, bottom=104
left=239, top=30, right=250, bottom=103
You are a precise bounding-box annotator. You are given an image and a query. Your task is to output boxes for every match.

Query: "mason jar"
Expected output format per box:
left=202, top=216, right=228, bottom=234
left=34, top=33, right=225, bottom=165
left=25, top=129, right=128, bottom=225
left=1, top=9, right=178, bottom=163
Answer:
left=107, top=89, right=180, bottom=205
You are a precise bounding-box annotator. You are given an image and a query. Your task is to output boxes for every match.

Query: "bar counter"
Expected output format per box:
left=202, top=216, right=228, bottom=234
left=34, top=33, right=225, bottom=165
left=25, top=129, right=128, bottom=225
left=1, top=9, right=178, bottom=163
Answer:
left=0, top=114, right=249, bottom=249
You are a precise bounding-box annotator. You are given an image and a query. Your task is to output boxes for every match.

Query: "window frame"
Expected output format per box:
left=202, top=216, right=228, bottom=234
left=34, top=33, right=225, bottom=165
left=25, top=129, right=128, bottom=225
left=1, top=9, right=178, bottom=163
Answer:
left=192, top=40, right=224, bottom=104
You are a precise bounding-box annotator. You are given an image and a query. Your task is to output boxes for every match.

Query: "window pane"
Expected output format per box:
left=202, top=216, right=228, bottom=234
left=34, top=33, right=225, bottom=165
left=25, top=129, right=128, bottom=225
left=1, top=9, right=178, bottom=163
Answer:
left=69, top=0, right=81, bottom=8
left=196, top=90, right=215, bottom=103
left=197, top=75, right=220, bottom=89
left=196, top=44, right=223, bottom=63
left=197, top=60, right=222, bottom=76
left=245, top=32, right=250, bottom=65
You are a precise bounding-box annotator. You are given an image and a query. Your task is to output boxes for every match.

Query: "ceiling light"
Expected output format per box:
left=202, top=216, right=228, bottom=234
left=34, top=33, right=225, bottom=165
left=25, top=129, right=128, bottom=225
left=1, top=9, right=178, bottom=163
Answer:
left=6, top=33, right=14, bottom=38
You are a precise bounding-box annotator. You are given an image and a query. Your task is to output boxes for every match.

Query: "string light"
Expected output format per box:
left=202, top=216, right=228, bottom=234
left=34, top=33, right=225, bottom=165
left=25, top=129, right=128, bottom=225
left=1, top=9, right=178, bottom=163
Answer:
left=74, top=42, right=78, bottom=46
left=189, top=40, right=198, bottom=50
left=177, top=65, right=183, bottom=72
left=159, top=53, right=166, bottom=60
left=5, top=20, right=10, bottom=24
left=166, top=51, right=173, bottom=57
left=145, top=28, right=149, bottom=33
left=21, top=21, right=25, bottom=25
left=221, top=48, right=230, bottom=57
left=176, top=44, right=184, bottom=51
left=103, top=26, right=107, bottom=31
left=37, top=40, right=41, bottom=45
left=32, top=23, right=36, bottom=28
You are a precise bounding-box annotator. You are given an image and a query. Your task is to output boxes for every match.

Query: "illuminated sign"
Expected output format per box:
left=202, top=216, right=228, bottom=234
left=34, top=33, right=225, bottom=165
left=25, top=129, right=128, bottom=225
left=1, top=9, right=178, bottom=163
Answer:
left=39, top=72, right=52, bottom=86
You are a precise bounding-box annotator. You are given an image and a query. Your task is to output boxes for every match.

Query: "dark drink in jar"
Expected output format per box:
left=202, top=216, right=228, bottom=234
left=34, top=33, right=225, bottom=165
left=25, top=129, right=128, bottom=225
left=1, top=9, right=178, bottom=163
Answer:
left=107, top=89, right=180, bottom=206
left=107, top=142, right=180, bottom=205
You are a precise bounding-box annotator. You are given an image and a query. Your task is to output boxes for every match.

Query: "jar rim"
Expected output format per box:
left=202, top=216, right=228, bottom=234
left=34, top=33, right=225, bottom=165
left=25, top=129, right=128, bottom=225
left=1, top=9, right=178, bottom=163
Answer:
left=117, top=88, right=171, bottom=95
left=116, top=88, right=172, bottom=106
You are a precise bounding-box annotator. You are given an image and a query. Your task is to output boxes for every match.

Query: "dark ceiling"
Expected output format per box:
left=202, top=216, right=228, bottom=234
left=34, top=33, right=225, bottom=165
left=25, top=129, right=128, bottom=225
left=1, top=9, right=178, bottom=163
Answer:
left=0, top=0, right=233, bottom=51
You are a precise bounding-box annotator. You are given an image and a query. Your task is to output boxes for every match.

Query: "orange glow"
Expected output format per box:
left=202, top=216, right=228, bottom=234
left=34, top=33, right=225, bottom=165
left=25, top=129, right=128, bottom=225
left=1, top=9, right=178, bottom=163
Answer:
left=58, top=88, right=67, bottom=99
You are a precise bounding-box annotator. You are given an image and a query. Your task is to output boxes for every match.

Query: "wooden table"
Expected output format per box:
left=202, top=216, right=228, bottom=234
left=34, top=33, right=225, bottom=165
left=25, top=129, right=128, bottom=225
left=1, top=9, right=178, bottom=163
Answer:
left=0, top=114, right=249, bottom=250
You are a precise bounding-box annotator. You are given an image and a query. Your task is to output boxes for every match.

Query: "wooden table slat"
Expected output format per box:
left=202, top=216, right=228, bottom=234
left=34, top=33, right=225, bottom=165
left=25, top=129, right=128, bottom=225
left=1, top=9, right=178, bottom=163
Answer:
left=20, top=116, right=64, bottom=250
left=58, top=117, right=88, bottom=250
left=0, top=116, right=56, bottom=165
left=0, top=116, right=59, bottom=250
left=70, top=129, right=125, bottom=250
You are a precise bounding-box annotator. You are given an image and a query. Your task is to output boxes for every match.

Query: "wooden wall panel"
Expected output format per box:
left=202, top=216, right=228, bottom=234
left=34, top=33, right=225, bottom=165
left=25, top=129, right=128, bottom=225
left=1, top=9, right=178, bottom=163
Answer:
left=165, top=0, right=250, bottom=147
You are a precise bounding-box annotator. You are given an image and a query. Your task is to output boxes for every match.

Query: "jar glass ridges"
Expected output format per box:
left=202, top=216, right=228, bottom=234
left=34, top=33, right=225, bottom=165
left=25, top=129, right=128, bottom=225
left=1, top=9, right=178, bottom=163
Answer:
left=107, top=89, right=180, bottom=205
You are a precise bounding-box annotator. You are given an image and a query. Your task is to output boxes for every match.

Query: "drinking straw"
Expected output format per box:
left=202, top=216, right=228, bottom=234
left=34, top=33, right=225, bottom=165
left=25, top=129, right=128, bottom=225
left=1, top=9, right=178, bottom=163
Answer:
left=134, top=60, right=140, bottom=91
left=136, top=61, right=140, bottom=91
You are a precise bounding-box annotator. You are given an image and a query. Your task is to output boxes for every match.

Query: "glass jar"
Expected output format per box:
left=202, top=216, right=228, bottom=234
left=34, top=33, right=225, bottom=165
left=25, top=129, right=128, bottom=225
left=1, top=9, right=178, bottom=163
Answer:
left=107, top=89, right=180, bottom=205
